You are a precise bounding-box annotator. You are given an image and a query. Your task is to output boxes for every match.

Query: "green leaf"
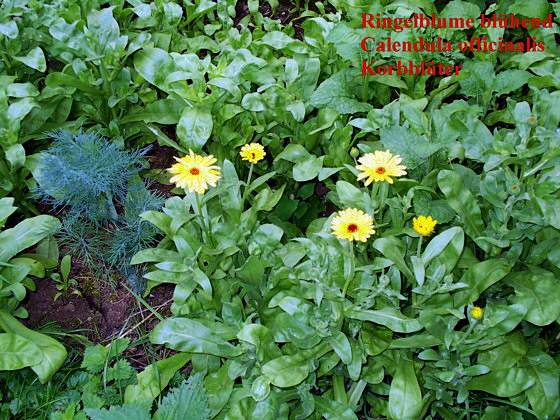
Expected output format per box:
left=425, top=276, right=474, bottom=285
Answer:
left=336, top=181, right=370, bottom=211
left=0, top=310, right=67, bottom=383
left=0, top=21, right=18, bottom=39
left=14, top=47, right=47, bottom=72
left=381, top=126, right=442, bottom=170
left=314, top=396, right=358, bottom=420
left=347, top=308, right=423, bottom=333
left=85, top=405, right=151, bottom=420
left=437, top=169, right=485, bottom=245
left=261, top=31, right=297, bottom=49
left=150, top=318, right=243, bottom=358
left=453, top=260, right=511, bottom=307
left=0, top=333, right=43, bottom=370
left=310, top=70, right=372, bottom=114
left=327, top=331, right=352, bottom=365
left=508, top=0, right=549, bottom=18
left=134, top=48, right=176, bottom=90
left=526, top=350, right=560, bottom=419
left=121, top=99, right=183, bottom=124
left=388, top=358, right=423, bottom=420
left=176, top=106, right=213, bottom=151
left=0, top=215, right=61, bottom=263
left=293, top=156, right=324, bottom=182
left=241, top=93, right=266, bottom=112
left=262, top=352, right=311, bottom=388
left=509, top=268, right=560, bottom=326
left=422, top=226, right=464, bottom=273
left=467, top=368, right=535, bottom=397
left=153, top=374, right=210, bottom=420
left=124, top=353, right=191, bottom=405
left=494, top=70, right=530, bottom=95
left=373, top=236, right=414, bottom=281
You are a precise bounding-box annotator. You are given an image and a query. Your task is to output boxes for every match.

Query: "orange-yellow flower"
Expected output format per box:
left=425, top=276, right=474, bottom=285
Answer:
left=240, top=143, right=266, bottom=164
left=168, top=149, right=220, bottom=194
left=471, top=306, right=484, bottom=320
left=356, top=150, right=406, bottom=185
left=412, top=215, right=438, bottom=236
left=331, top=208, right=375, bottom=242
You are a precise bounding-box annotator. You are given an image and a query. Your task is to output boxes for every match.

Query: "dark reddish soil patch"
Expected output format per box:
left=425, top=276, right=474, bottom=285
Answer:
left=234, top=0, right=337, bottom=39
left=146, top=144, right=176, bottom=198
left=234, top=0, right=304, bottom=38
left=24, top=278, right=134, bottom=342
left=147, top=145, right=176, bottom=169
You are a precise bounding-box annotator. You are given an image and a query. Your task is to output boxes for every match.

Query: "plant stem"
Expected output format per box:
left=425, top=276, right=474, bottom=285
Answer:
left=195, top=192, right=212, bottom=245
left=341, top=241, right=355, bottom=298
left=456, top=321, right=477, bottom=349
left=378, top=181, right=388, bottom=215
left=417, top=235, right=423, bottom=257
left=241, top=163, right=254, bottom=207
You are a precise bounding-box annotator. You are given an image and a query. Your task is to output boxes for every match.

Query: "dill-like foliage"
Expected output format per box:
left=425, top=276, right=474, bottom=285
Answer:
left=34, top=130, right=162, bottom=292
left=34, top=130, right=148, bottom=222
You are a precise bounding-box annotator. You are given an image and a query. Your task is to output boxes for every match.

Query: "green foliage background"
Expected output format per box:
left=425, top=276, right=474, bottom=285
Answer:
left=1, top=0, right=560, bottom=419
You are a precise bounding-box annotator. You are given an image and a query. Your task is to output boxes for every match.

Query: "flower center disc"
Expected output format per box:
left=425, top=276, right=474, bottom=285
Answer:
left=189, top=167, right=200, bottom=175
left=251, top=152, right=255, bottom=158
left=347, top=223, right=358, bottom=233
left=376, top=166, right=386, bottom=174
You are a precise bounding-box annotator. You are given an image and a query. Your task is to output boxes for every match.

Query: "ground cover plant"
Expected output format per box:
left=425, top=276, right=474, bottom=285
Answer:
left=0, top=0, right=559, bottom=419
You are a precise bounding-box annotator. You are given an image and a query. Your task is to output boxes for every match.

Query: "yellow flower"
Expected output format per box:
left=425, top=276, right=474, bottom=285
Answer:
left=470, top=306, right=484, bottom=320
left=331, top=208, right=375, bottom=242
left=167, top=149, right=221, bottom=194
left=412, top=215, right=438, bottom=236
left=356, top=150, right=407, bottom=185
left=240, top=143, right=266, bottom=164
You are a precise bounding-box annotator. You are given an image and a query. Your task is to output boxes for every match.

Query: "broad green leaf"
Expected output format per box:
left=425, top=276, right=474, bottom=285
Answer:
left=0, top=333, right=43, bottom=370
left=508, top=268, right=560, bottom=326
left=347, top=308, right=423, bottom=333
left=314, top=396, right=358, bottom=420
left=293, top=156, right=324, bottom=182
left=262, top=353, right=311, bottom=388
left=508, top=0, right=549, bottom=18
left=150, top=318, right=242, bottom=358
left=373, top=236, right=414, bottom=281
left=388, top=358, right=422, bottom=420
left=14, top=47, right=47, bottom=72
left=422, top=226, right=464, bottom=274
left=381, top=126, right=441, bottom=170
left=134, top=48, right=176, bottom=90
left=124, top=353, right=190, bottom=405
left=176, top=106, right=213, bottom=151
left=327, top=331, right=352, bottom=365
left=336, top=181, right=370, bottom=211
left=437, top=170, right=485, bottom=245
left=85, top=405, right=150, bottom=420
left=310, top=70, right=372, bottom=114
left=453, top=260, right=511, bottom=307
left=0, top=310, right=67, bottom=383
left=0, top=215, right=61, bottom=264
left=467, top=368, right=535, bottom=397
left=526, top=350, right=560, bottom=418
left=261, top=31, right=297, bottom=49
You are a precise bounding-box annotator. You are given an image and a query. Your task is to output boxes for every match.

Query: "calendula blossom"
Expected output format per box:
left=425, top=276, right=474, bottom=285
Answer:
left=331, top=208, right=375, bottom=242
left=168, top=149, right=221, bottom=194
left=356, top=150, right=407, bottom=185
left=471, top=306, right=484, bottom=320
left=413, top=215, right=438, bottom=236
left=240, top=143, right=266, bottom=164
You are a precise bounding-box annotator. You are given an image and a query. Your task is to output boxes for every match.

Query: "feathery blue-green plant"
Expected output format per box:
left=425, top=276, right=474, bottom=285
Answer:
left=33, top=130, right=162, bottom=291
left=33, top=130, right=147, bottom=222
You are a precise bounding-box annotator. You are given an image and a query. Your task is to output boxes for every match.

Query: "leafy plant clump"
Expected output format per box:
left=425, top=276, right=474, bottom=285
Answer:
left=33, top=130, right=163, bottom=290
left=0, top=338, right=210, bottom=420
